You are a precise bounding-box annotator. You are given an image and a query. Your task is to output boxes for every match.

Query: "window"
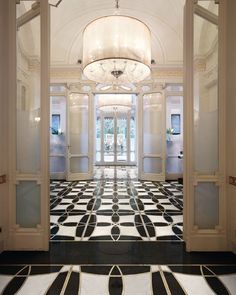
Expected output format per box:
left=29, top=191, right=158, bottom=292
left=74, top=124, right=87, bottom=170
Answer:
left=51, top=114, right=60, bottom=134
left=171, top=114, right=181, bottom=135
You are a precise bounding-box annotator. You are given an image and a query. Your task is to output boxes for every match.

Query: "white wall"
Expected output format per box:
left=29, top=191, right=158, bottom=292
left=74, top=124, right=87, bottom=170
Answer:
left=0, top=0, right=9, bottom=252
left=226, top=0, right=236, bottom=253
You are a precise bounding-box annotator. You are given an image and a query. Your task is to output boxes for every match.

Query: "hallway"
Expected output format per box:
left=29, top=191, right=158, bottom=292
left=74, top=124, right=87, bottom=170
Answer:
left=1, top=0, right=236, bottom=293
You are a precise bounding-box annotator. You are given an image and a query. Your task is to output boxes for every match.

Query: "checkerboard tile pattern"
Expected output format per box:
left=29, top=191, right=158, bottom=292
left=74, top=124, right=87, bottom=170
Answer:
left=50, top=180, right=183, bottom=241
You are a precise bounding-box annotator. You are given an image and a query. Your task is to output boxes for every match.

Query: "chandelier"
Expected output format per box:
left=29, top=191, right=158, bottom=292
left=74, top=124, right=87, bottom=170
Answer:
left=82, top=0, right=151, bottom=85
left=97, top=94, right=132, bottom=112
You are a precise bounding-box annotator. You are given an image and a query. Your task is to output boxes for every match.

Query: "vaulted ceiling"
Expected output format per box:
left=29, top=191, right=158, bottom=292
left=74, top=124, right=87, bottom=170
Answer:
left=50, top=0, right=185, bottom=67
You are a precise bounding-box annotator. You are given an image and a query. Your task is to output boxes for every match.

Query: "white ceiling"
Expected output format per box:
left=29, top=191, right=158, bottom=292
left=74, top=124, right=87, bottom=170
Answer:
left=50, top=0, right=185, bottom=67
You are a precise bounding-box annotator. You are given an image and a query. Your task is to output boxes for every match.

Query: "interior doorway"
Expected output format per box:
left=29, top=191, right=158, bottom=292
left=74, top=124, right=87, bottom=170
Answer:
left=95, top=94, right=137, bottom=166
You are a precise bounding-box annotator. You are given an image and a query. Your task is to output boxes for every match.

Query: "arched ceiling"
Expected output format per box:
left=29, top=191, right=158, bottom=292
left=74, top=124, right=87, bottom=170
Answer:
left=50, top=0, right=185, bottom=67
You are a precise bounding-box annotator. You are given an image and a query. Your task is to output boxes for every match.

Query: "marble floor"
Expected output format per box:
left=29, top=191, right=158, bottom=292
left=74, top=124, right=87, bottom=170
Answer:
left=50, top=178, right=183, bottom=242
left=0, top=264, right=236, bottom=294
left=1, top=167, right=236, bottom=294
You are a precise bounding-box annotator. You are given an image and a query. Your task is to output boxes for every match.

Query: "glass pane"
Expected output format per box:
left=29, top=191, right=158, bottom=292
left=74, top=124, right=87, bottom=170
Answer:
left=16, top=181, right=41, bottom=228
left=143, top=158, right=162, bottom=174
left=117, top=118, right=127, bottom=162
left=130, top=116, right=136, bottom=162
left=96, top=152, right=101, bottom=162
left=96, top=117, right=101, bottom=152
left=16, top=13, right=40, bottom=173
left=70, top=157, right=89, bottom=173
left=130, top=152, right=135, bottom=162
left=69, top=94, right=89, bottom=155
left=50, top=96, right=66, bottom=152
left=50, top=157, right=65, bottom=173
left=171, top=114, right=181, bottom=134
left=194, top=14, right=218, bottom=174
left=143, top=93, right=163, bottom=155
left=194, top=182, right=219, bottom=229
left=104, top=117, right=114, bottom=162
left=166, top=157, right=183, bottom=174
left=166, top=95, right=183, bottom=174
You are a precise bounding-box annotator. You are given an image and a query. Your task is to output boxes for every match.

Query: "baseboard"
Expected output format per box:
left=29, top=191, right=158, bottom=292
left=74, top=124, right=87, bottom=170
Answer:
left=6, top=233, right=49, bottom=251
left=186, top=235, right=229, bottom=252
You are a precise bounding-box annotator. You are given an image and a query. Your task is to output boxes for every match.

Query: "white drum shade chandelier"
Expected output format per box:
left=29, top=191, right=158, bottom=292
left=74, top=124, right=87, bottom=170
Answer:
left=82, top=0, right=151, bottom=85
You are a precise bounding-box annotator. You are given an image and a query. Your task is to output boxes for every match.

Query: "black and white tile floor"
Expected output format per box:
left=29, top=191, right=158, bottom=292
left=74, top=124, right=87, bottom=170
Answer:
left=1, top=167, right=236, bottom=294
left=50, top=180, right=183, bottom=242
left=0, top=264, right=236, bottom=294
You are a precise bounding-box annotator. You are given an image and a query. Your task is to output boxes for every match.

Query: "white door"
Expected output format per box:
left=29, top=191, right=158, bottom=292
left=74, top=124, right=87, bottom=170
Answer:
left=67, top=92, right=93, bottom=180
left=139, top=92, right=166, bottom=181
left=102, top=115, right=128, bottom=164
left=49, top=85, right=67, bottom=180
left=184, top=0, right=227, bottom=250
left=8, top=0, right=50, bottom=250
left=96, top=113, right=136, bottom=165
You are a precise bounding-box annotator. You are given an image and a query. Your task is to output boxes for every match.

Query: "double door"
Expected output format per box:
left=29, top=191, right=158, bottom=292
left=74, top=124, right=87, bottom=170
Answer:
left=96, top=114, right=136, bottom=165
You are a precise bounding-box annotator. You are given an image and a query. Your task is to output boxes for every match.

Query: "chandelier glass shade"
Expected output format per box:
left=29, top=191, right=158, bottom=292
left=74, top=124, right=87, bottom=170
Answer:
left=97, top=94, right=132, bottom=112
left=83, top=15, right=151, bottom=84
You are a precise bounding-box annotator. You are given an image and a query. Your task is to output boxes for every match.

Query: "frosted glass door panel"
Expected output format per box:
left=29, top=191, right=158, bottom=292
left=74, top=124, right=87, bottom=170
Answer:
left=194, top=182, right=219, bottom=229
left=70, top=157, right=89, bottom=173
left=16, top=181, right=41, bottom=228
left=69, top=94, right=89, bottom=155
left=193, top=15, right=218, bottom=174
left=143, top=94, right=163, bottom=155
left=141, top=92, right=165, bottom=180
left=50, top=157, right=66, bottom=173
left=166, top=157, right=183, bottom=174
left=16, top=15, right=41, bottom=173
left=143, top=158, right=162, bottom=174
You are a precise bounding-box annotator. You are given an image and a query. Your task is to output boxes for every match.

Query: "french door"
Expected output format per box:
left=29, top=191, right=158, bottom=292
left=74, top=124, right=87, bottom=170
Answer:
left=96, top=114, right=136, bottom=165
left=66, top=92, right=94, bottom=180
left=8, top=0, right=50, bottom=250
left=184, top=0, right=227, bottom=250
left=138, top=92, right=166, bottom=181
